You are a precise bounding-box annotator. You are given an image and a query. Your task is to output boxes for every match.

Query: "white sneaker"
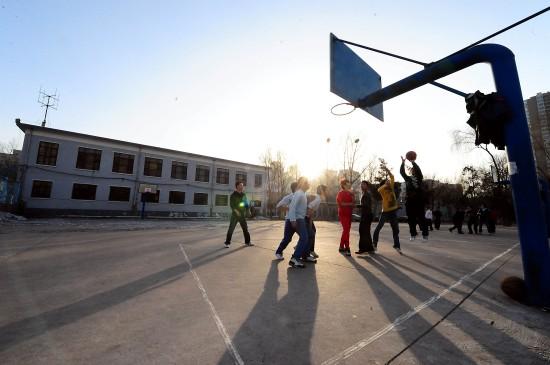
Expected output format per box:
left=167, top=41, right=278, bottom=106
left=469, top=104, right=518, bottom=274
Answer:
left=289, top=257, right=305, bottom=268
left=409, top=236, right=416, bottom=241
left=224, top=244, right=230, bottom=248
left=310, top=251, right=319, bottom=258
left=275, top=253, right=284, bottom=260
left=301, top=256, right=317, bottom=263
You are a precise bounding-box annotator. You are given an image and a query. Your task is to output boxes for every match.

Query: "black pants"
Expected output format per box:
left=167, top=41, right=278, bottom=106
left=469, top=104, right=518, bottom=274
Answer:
left=434, top=218, right=441, bottom=230
left=426, top=219, right=433, bottom=230
left=373, top=210, right=400, bottom=248
left=225, top=213, right=250, bottom=245
left=449, top=220, right=464, bottom=234
left=467, top=220, right=478, bottom=234
left=406, top=200, right=428, bottom=237
left=358, top=214, right=374, bottom=251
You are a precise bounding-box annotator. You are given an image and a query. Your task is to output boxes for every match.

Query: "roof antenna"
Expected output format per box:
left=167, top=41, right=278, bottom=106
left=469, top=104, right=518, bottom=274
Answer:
left=37, top=87, right=60, bottom=127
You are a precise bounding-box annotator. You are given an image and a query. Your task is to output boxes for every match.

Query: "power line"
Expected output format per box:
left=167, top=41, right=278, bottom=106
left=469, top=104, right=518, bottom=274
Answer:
left=439, top=6, right=550, bottom=63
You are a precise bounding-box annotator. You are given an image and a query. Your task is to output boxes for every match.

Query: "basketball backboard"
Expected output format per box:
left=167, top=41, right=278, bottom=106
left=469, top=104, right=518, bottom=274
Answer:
left=330, top=33, right=384, bottom=121
left=139, top=183, right=158, bottom=193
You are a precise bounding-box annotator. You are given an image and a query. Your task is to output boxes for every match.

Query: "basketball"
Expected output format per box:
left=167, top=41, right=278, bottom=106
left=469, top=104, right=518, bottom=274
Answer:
left=406, top=151, right=417, bottom=161
left=500, top=276, right=527, bottom=303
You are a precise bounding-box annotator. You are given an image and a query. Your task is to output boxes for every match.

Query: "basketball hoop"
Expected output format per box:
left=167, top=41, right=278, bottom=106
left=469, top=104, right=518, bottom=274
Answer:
left=330, top=102, right=357, bottom=116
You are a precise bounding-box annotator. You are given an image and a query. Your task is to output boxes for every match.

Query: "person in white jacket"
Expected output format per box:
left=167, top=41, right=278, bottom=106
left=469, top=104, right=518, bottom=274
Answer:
left=287, top=177, right=311, bottom=268
left=274, top=182, right=298, bottom=260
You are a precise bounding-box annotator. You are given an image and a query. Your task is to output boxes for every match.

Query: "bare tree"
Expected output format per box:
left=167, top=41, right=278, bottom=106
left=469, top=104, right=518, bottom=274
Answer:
left=260, top=149, right=292, bottom=217
left=451, top=129, right=507, bottom=185
left=361, top=155, right=379, bottom=183
left=342, top=134, right=368, bottom=187
left=0, top=139, right=21, bottom=181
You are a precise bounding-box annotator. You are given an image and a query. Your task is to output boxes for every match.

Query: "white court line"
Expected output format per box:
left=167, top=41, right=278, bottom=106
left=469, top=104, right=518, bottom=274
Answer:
left=178, top=244, right=244, bottom=365
left=321, top=243, right=520, bottom=365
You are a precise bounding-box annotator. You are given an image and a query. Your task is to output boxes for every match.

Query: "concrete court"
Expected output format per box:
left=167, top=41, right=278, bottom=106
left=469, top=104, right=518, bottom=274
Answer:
left=1, top=219, right=549, bottom=365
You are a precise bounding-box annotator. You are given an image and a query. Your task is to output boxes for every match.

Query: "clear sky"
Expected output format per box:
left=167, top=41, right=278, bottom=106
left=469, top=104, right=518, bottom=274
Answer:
left=1, top=1, right=549, bottom=181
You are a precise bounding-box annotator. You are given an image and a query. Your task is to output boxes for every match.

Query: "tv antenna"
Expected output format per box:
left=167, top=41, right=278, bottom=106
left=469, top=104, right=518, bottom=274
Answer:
left=37, top=87, right=60, bottom=127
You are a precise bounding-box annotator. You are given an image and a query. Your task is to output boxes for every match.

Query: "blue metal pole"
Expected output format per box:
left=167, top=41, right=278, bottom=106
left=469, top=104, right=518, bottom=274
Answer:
left=358, top=44, right=550, bottom=306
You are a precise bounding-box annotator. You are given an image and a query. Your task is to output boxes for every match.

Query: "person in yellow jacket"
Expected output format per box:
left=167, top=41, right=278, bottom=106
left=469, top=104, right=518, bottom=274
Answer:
left=372, top=165, right=402, bottom=254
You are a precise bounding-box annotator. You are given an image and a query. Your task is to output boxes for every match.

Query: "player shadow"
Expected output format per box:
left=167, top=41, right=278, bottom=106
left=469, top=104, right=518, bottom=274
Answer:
left=348, top=257, right=478, bottom=364
left=386, top=251, right=528, bottom=314
left=0, top=244, right=247, bottom=352
left=217, top=261, right=319, bottom=364
left=367, top=254, right=540, bottom=363
left=380, top=255, right=508, bottom=312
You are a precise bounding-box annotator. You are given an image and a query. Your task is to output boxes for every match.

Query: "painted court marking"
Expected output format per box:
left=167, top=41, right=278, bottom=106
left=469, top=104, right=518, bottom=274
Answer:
left=321, top=243, right=520, bottom=365
left=178, top=244, right=244, bottom=365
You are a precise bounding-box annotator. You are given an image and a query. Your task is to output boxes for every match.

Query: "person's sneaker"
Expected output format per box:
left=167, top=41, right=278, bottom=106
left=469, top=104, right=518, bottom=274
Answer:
left=367, top=250, right=376, bottom=255
left=289, top=257, right=305, bottom=268
left=409, top=236, right=416, bottom=241
left=310, top=251, right=319, bottom=258
left=373, top=245, right=378, bottom=252
left=274, top=253, right=284, bottom=260
left=301, top=256, right=317, bottom=263
left=394, top=247, right=403, bottom=254
left=355, top=250, right=367, bottom=255
left=245, top=242, right=254, bottom=246
left=224, top=243, right=230, bottom=248
left=339, top=248, right=346, bottom=253
left=422, top=236, right=428, bottom=242
left=345, top=248, right=352, bottom=257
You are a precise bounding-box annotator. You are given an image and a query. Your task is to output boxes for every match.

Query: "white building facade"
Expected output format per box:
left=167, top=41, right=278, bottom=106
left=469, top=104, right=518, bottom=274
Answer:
left=16, top=120, right=267, bottom=217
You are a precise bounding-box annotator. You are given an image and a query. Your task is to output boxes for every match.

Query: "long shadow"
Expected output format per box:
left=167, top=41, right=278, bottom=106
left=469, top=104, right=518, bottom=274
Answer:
left=217, top=261, right=319, bottom=364
left=347, top=258, right=477, bottom=364
left=388, top=247, right=525, bottom=311
left=0, top=245, right=247, bottom=351
left=380, top=255, right=506, bottom=312
left=371, top=254, right=539, bottom=363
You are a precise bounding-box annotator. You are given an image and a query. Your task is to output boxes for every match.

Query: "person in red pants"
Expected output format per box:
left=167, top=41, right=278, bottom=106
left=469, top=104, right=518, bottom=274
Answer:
left=336, top=179, right=355, bottom=256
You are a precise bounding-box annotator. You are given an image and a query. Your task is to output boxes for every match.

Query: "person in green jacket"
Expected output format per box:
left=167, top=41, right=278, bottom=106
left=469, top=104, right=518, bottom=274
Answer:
left=224, top=181, right=252, bottom=248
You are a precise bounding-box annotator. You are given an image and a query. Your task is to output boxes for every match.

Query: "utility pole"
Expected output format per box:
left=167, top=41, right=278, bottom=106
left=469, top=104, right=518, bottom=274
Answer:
left=37, top=88, right=59, bottom=127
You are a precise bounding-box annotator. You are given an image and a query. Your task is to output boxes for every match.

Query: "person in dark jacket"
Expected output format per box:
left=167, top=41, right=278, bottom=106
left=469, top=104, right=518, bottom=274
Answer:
left=449, top=207, right=465, bottom=234
left=224, top=181, right=252, bottom=247
left=433, top=207, right=442, bottom=230
left=356, top=180, right=375, bottom=254
left=400, top=153, right=429, bottom=241
left=477, top=204, right=489, bottom=234
left=466, top=207, right=478, bottom=234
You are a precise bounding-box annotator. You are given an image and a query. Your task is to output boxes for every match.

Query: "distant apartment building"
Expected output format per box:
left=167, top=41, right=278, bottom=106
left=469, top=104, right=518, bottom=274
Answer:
left=15, top=119, right=267, bottom=217
left=525, top=91, right=550, bottom=178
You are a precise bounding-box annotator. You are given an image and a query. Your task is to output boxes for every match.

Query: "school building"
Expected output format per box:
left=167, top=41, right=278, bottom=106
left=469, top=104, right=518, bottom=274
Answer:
left=15, top=119, right=267, bottom=218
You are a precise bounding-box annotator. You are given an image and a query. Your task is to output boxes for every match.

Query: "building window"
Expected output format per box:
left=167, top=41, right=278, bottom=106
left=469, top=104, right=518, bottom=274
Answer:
left=215, top=194, right=228, bottom=206
left=112, top=153, right=134, bottom=174
left=169, top=191, right=186, bottom=204
left=36, top=141, right=59, bottom=166
left=76, top=147, right=102, bottom=170
left=108, top=186, right=131, bottom=201
left=71, top=183, right=97, bottom=200
left=216, top=168, right=229, bottom=184
left=254, top=174, right=262, bottom=187
left=195, top=165, right=210, bottom=183
left=144, top=157, right=163, bottom=177
left=141, top=190, right=160, bottom=203
left=171, top=161, right=187, bottom=180
left=236, top=171, right=247, bottom=185
left=193, top=192, right=208, bottom=205
left=31, top=180, right=52, bottom=198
